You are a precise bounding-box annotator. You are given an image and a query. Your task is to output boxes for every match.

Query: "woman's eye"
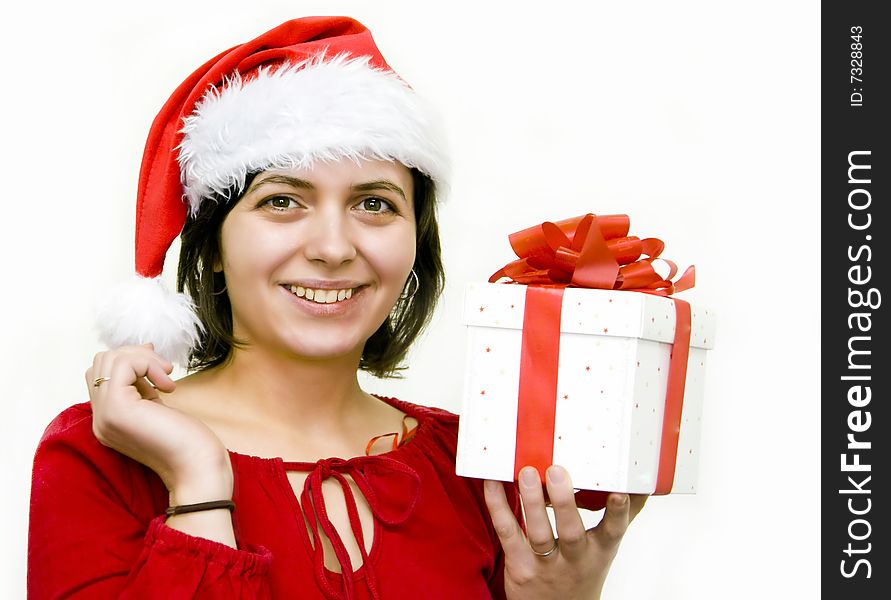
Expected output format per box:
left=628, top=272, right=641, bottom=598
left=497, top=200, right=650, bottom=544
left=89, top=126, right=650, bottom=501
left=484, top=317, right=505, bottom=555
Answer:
left=357, top=197, right=393, bottom=213
left=263, top=196, right=298, bottom=211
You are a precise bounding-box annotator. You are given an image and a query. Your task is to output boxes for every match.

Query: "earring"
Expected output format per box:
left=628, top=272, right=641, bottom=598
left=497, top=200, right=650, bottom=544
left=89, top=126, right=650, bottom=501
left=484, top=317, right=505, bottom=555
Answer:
left=211, top=274, right=227, bottom=296
left=399, top=269, right=420, bottom=301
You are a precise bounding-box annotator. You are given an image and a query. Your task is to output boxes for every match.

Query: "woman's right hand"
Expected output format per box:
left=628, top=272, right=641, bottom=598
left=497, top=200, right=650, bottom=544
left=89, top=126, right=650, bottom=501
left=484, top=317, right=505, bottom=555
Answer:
left=85, top=343, right=233, bottom=504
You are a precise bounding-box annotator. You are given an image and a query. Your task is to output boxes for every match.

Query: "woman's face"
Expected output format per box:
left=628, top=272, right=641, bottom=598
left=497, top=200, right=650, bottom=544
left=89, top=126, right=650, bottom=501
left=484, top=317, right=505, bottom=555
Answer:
left=218, top=159, right=416, bottom=361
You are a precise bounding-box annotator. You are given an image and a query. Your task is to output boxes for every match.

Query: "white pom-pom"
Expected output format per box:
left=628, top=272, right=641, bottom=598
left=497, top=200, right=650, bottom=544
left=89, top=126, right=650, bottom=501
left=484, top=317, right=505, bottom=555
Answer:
left=95, top=276, right=203, bottom=366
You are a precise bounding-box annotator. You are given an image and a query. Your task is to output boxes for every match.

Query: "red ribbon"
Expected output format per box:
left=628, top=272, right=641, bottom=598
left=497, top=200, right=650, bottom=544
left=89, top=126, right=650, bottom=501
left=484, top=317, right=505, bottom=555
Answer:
left=492, top=214, right=695, bottom=496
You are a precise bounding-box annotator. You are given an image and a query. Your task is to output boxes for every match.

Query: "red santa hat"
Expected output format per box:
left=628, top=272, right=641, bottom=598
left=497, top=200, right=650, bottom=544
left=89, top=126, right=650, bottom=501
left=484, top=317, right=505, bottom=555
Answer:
left=96, top=16, right=449, bottom=365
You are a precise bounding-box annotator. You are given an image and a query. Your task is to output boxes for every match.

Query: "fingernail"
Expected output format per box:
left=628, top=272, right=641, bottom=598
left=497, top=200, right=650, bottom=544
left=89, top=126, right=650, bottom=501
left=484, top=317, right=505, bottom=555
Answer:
left=520, top=467, right=539, bottom=487
left=546, top=465, right=565, bottom=485
left=612, top=493, right=629, bottom=507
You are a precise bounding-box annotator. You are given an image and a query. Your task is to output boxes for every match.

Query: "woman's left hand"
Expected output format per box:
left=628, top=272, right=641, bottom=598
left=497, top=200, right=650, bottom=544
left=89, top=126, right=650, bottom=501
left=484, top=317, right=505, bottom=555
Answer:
left=484, top=465, right=647, bottom=600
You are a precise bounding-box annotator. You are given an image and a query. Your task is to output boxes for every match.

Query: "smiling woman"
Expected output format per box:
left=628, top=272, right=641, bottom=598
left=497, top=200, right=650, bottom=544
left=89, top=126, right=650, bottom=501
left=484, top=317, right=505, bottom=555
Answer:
left=178, top=161, right=442, bottom=376
left=27, top=15, right=643, bottom=600
left=222, top=161, right=417, bottom=365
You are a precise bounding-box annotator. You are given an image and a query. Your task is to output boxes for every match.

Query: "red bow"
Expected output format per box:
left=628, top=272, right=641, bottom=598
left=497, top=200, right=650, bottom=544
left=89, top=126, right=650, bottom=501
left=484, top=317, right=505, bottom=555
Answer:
left=489, top=213, right=695, bottom=295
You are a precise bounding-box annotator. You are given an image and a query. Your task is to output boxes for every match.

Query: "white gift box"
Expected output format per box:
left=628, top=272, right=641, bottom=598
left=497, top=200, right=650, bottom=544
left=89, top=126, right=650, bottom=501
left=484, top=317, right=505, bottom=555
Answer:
left=455, top=282, right=716, bottom=494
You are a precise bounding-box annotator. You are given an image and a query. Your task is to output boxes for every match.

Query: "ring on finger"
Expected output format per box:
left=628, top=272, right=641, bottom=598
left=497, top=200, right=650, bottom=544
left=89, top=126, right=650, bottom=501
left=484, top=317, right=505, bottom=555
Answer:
left=93, top=376, right=111, bottom=388
left=531, top=540, right=558, bottom=557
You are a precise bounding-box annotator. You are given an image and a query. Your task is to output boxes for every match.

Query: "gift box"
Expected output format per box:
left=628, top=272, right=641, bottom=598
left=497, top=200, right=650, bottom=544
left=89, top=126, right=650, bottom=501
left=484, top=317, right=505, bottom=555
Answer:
left=454, top=214, right=716, bottom=495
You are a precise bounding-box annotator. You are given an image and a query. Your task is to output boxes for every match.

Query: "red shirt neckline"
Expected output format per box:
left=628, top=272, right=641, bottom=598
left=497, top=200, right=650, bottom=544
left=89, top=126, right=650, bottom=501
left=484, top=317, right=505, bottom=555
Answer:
left=224, top=394, right=436, bottom=584
left=226, top=394, right=430, bottom=467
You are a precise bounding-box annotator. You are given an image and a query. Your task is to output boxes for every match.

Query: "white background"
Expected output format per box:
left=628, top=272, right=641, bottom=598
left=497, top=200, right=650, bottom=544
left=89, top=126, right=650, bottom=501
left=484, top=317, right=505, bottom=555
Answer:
left=1, top=1, right=820, bottom=598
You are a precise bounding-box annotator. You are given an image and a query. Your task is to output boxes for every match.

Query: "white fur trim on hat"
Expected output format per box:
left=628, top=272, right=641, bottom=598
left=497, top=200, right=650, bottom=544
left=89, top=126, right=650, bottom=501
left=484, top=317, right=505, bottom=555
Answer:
left=177, top=53, right=450, bottom=214
left=95, top=276, right=204, bottom=366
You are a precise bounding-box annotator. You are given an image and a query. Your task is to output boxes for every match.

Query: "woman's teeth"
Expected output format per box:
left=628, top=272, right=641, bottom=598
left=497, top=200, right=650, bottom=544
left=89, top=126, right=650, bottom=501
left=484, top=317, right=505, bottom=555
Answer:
left=288, top=285, right=354, bottom=304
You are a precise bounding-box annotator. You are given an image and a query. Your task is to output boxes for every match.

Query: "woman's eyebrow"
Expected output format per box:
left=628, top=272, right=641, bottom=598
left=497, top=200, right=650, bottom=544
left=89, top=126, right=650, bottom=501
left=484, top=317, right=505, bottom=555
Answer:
left=351, top=180, right=407, bottom=202
left=247, top=176, right=407, bottom=202
left=249, top=175, right=315, bottom=192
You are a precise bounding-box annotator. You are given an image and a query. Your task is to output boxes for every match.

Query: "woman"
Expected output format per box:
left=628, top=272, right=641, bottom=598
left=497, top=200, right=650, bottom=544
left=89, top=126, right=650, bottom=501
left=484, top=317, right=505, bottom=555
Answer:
left=28, top=17, right=644, bottom=599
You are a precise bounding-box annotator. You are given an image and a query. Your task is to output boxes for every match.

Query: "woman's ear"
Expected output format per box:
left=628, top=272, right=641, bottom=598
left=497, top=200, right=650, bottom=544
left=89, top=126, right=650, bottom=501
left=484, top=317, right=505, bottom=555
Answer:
left=211, top=241, right=224, bottom=273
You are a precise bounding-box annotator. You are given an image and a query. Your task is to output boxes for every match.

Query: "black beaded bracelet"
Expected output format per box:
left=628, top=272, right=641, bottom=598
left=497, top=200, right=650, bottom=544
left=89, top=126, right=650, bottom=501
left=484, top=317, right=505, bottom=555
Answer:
left=165, top=500, right=236, bottom=517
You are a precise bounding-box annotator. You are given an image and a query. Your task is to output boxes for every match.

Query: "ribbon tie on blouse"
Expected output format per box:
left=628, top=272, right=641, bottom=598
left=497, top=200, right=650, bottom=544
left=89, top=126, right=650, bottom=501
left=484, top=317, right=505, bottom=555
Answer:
left=299, top=455, right=422, bottom=600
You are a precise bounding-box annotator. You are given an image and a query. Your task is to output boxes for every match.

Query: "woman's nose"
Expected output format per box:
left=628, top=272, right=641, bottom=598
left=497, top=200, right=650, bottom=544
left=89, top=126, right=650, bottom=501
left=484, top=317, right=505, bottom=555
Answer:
left=302, top=206, right=357, bottom=266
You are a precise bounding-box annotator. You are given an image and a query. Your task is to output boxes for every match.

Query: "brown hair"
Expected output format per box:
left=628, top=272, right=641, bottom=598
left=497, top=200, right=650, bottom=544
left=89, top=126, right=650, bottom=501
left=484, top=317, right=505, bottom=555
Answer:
left=176, top=168, right=444, bottom=378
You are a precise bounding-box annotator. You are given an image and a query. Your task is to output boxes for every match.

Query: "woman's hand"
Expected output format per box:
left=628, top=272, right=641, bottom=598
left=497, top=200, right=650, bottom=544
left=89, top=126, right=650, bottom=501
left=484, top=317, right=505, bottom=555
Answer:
left=484, top=465, right=647, bottom=600
left=85, top=344, right=233, bottom=504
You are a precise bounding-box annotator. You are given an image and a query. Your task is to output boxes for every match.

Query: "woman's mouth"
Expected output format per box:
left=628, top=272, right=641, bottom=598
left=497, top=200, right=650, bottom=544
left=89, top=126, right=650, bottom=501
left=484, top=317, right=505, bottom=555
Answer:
left=281, top=284, right=362, bottom=305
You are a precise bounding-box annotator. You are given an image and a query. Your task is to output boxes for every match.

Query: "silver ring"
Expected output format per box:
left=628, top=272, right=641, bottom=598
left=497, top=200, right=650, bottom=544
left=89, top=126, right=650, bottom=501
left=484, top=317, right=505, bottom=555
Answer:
left=531, top=540, right=558, bottom=557
left=93, top=376, right=111, bottom=388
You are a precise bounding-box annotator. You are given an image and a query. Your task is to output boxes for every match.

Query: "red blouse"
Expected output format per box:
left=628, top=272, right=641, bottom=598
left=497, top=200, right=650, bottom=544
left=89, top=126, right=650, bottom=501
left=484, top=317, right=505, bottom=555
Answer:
left=28, top=396, right=525, bottom=599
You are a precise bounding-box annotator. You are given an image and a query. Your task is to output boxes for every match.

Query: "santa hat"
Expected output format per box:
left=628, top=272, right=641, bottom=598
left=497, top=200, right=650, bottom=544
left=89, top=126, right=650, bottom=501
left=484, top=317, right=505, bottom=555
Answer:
left=96, top=16, right=449, bottom=365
